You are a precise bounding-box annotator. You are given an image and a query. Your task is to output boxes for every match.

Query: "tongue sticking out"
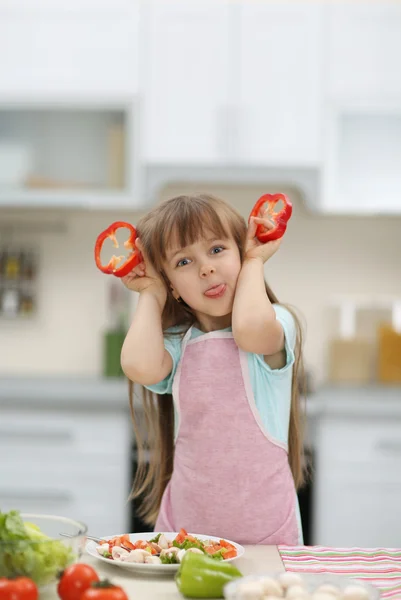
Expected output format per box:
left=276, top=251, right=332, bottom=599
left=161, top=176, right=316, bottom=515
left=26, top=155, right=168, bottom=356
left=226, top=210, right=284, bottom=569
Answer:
left=204, top=284, right=226, bottom=298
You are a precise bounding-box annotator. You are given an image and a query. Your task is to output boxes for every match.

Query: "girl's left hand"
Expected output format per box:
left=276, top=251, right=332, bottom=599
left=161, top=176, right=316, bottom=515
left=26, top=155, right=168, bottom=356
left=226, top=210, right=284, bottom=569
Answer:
left=244, top=213, right=282, bottom=263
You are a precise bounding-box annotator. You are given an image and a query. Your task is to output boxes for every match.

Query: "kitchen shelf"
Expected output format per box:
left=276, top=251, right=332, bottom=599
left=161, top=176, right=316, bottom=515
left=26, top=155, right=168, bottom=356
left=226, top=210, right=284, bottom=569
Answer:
left=0, top=98, right=142, bottom=210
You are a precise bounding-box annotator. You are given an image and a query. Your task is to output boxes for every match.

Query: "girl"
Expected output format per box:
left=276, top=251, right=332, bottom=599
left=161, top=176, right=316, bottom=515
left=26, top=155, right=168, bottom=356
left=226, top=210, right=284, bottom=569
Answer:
left=121, top=193, right=306, bottom=545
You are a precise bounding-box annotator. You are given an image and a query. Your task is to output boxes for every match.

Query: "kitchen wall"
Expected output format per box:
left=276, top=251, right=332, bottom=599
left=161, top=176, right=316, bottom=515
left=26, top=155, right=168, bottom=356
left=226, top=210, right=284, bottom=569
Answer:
left=1, top=182, right=400, bottom=384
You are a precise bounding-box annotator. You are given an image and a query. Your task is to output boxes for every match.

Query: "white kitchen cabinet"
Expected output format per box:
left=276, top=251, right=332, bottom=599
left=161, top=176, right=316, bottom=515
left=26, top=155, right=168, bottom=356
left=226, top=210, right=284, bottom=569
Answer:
left=236, top=2, right=323, bottom=166
left=0, top=1, right=140, bottom=98
left=142, top=0, right=231, bottom=163
left=320, top=1, right=401, bottom=214
left=0, top=407, right=132, bottom=536
left=325, top=1, right=401, bottom=101
left=313, top=412, right=401, bottom=547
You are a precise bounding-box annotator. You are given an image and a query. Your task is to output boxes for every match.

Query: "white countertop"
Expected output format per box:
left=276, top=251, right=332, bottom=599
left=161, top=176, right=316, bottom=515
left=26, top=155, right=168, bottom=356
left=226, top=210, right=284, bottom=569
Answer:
left=41, top=546, right=284, bottom=600
left=1, top=377, right=400, bottom=416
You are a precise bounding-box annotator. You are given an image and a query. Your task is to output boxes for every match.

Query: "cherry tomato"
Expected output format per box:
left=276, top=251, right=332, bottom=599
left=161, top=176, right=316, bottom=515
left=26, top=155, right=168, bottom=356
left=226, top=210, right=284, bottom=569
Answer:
left=0, top=577, right=38, bottom=600
left=81, top=582, right=129, bottom=600
left=57, top=564, right=100, bottom=600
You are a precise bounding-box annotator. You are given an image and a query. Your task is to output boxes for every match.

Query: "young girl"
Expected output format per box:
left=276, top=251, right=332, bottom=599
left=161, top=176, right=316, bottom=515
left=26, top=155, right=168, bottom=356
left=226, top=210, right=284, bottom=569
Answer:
left=121, top=193, right=306, bottom=545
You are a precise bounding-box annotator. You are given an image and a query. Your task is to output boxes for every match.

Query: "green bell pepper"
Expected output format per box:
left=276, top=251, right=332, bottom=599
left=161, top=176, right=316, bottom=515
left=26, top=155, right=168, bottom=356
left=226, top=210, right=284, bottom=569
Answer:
left=175, top=552, right=242, bottom=598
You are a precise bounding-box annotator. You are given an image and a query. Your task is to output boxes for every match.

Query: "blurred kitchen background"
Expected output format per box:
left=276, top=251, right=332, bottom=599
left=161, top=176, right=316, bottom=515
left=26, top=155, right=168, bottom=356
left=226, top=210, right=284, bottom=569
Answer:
left=1, top=0, right=401, bottom=548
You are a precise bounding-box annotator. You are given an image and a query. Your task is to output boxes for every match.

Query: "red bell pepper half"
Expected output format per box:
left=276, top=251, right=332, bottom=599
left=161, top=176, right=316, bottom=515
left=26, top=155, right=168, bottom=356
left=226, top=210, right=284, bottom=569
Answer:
left=94, top=221, right=142, bottom=277
left=249, top=193, right=293, bottom=242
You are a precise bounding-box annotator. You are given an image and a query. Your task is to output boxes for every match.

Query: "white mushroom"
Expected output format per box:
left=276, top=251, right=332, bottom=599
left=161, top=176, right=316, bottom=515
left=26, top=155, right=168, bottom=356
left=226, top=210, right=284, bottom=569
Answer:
left=236, top=580, right=265, bottom=599
left=145, top=555, right=162, bottom=564
left=342, top=585, right=370, bottom=600
left=158, top=534, right=169, bottom=550
left=111, top=546, right=130, bottom=560
left=259, top=577, right=283, bottom=597
left=96, top=543, right=110, bottom=556
left=278, top=573, right=304, bottom=590
left=312, top=594, right=339, bottom=600
left=120, top=549, right=149, bottom=563
left=286, top=585, right=309, bottom=599
left=150, top=542, right=162, bottom=553
left=177, top=549, right=186, bottom=563
left=315, top=585, right=340, bottom=597
left=160, top=546, right=180, bottom=557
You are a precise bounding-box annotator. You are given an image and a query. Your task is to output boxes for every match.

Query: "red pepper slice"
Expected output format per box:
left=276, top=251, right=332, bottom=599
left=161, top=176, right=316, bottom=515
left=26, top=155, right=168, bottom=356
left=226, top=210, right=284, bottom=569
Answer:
left=94, top=221, right=142, bottom=277
left=249, top=193, right=293, bottom=242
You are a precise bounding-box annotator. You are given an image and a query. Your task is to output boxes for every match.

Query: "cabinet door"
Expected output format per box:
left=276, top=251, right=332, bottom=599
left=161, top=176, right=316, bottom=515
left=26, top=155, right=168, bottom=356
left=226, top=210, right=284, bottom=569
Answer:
left=237, top=1, right=323, bottom=166
left=326, top=1, right=401, bottom=100
left=315, top=463, right=401, bottom=547
left=0, top=408, right=132, bottom=534
left=0, top=0, right=140, bottom=97
left=142, top=0, right=230, bottom=163
left=313, top=416, right=401, bottom=546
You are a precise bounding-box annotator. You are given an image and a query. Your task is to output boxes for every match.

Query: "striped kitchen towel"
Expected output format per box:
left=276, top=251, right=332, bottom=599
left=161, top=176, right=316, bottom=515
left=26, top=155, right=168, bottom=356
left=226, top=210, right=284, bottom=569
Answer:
left=278, top=546, right=401, bottom=599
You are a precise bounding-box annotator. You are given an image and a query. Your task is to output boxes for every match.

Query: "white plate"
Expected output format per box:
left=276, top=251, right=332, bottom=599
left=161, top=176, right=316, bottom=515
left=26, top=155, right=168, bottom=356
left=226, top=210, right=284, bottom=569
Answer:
left=86, top=531, right=245, bottom=575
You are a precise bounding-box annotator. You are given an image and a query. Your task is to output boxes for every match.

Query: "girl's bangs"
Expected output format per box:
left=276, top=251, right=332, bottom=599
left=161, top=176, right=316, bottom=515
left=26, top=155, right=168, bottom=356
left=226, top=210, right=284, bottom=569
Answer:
left=158, top=202, right=232, bottom=261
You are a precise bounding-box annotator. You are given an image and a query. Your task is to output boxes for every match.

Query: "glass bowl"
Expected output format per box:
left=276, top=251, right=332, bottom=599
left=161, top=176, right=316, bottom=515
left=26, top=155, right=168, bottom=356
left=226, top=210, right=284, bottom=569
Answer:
left=0, top=513, right=87, bottom=589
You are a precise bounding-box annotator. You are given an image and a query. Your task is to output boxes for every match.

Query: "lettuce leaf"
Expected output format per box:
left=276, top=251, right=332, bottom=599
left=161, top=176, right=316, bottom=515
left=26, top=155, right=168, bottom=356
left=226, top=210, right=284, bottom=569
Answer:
left=0, top=509, right=75, bottom=587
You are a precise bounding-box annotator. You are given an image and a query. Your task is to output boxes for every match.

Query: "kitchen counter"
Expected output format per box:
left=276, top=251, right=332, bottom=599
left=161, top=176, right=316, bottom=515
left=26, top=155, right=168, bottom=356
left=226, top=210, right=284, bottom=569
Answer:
left=0, top=376, right=131, bottom=410
left=1, top=376, right=400, bottom=414
left=306, top=385, right=401, bottom=417
left=41, top=546, right=284, bottom=600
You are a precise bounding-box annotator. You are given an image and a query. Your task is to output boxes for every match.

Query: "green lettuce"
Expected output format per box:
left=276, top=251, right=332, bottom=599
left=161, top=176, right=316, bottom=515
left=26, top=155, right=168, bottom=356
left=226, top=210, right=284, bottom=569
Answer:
left=0, top=510, right=75, bottom=587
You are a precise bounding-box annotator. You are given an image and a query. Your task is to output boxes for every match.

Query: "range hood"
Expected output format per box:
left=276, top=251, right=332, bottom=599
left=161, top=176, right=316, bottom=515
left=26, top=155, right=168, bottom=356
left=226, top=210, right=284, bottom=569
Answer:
left=144, top=164, right=321, bottom=212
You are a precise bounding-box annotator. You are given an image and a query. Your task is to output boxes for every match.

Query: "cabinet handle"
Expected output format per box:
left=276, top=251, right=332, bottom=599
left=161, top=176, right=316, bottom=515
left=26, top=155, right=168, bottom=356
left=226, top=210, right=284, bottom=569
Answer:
left=375, top=440, right=401, bottom=455
left=0, top=489, right=73, bottom=503
left=0, top=430, right=73, bottom=443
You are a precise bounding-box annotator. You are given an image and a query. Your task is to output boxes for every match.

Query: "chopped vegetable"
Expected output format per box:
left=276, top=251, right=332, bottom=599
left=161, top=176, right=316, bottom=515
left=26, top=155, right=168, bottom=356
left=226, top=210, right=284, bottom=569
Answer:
left=94, top=221, right=142, bottom=277
left=175, top=552, right=242, bottom=598
left=0, top=510, right=75, bottom=587
left=249, top=193, right=293, bottom=242
left=95, top=529, right=238, bottom=566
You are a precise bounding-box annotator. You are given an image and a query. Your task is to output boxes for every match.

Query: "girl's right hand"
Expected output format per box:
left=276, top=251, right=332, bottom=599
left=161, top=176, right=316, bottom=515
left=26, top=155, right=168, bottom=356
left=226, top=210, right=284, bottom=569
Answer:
left=121, top=239, right=167, bottom=303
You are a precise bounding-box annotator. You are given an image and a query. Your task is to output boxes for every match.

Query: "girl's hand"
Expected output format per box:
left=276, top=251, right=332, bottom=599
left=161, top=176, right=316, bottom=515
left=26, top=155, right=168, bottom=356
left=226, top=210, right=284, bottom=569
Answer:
left=244, top=212, right=283, bottom=263
left=121, top=239, right=167, bottom=304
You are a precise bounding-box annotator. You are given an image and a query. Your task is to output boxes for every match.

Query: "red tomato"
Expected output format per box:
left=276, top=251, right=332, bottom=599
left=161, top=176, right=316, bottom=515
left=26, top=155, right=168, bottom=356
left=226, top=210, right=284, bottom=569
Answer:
left=57, top=564, right=100, bottom=600
left=175, top=528, right=188, bottom=543
left=0, top=577, right=38, bottom=600
left=81, top=582, right=129, bottom=600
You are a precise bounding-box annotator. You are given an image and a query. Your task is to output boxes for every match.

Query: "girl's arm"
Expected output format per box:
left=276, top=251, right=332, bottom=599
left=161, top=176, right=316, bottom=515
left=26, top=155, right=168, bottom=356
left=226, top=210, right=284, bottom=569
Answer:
left=121, top=289, right=173, bottom=385
left=232, top=215, right=284, bottom=356
left=232, top=257, right=284, bottom=355
left=120, top=238, right=173, bottom=385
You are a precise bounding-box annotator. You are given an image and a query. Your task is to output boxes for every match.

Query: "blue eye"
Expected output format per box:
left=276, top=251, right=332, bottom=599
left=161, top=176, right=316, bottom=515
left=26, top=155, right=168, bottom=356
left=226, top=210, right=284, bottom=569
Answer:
left=177, top=258, right=190, bottom=267
left=211, top=246, right=224, bottom=254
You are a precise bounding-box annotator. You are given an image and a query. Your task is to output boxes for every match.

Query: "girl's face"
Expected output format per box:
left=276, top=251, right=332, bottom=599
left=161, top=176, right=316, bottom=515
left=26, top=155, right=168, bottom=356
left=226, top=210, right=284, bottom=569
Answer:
left=163, top=230, right=242, bottom=332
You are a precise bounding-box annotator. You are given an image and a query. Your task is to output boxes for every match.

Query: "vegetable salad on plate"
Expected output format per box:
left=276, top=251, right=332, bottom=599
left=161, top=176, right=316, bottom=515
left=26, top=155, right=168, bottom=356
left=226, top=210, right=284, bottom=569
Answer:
left=96, top=528, right=238, bottom=565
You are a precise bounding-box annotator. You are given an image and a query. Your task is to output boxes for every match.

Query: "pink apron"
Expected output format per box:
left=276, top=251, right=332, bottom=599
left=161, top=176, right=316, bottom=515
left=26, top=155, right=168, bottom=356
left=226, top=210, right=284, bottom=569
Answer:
left=155, top=328, right=299, bottom=545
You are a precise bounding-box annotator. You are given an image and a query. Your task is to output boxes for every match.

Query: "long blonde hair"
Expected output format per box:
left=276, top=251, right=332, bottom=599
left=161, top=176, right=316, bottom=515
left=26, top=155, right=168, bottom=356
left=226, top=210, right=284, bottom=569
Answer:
left=128, top=193, right=306, bottom=526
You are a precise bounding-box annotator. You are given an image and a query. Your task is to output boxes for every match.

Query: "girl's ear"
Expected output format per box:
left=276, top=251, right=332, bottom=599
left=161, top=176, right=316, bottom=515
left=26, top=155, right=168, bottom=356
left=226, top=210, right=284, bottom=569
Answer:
left=168, top=282, right=182, bottom=302
left=170, top=285, right=180, bottom=301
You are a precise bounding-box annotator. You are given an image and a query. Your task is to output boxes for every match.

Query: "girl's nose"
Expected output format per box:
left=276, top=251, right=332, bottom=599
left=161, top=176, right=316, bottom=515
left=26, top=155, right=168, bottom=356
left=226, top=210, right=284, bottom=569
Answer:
left=200, top=264, right=216, bottom=278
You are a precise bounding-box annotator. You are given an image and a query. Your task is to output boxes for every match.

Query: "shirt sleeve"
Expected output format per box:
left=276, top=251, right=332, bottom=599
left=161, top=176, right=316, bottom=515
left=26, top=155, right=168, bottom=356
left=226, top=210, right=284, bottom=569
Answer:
left=144, top=329, right=183, bottom=395
left=272, top=303, right=297, bottom=372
